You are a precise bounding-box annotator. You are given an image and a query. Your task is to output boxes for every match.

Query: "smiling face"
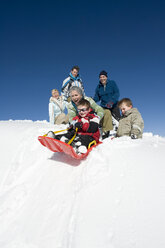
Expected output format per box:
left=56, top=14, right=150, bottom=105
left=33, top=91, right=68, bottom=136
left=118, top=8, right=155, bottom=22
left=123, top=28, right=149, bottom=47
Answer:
left=52, top=90, right=59, bottom=98
left=70, top=90, right=82, bottom=105
left=99, top=75, right=107, bottom=85
left=71, top=68, right=78, bottom=78
left=119, top=102, right=132, bottom=115
left=77, top=104, right=90, bottom=118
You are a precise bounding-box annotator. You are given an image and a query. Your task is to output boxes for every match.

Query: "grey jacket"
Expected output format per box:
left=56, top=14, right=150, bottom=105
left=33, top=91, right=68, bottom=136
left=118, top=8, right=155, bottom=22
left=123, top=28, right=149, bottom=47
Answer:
left=117, top=108, right=144, bottom=138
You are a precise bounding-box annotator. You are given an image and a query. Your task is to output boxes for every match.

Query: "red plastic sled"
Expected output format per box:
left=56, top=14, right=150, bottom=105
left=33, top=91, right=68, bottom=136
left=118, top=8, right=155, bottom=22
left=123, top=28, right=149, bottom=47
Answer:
left=38, top=136, right=102, bottom=160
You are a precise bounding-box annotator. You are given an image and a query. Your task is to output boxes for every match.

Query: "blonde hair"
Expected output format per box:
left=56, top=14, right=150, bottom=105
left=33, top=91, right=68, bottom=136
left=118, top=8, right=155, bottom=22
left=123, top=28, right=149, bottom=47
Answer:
left=118, top=98, right=133, bottom=107
left=51, top=89, right=59, bottom=94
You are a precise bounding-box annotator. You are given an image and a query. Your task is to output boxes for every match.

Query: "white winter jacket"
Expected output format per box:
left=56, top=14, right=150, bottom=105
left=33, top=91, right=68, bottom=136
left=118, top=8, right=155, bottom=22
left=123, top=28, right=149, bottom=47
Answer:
left=49, top=96, right=67, bottom=124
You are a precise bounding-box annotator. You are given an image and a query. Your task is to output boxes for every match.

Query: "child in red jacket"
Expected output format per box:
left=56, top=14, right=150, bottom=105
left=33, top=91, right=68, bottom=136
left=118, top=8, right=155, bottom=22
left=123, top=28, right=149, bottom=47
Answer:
left=47, top=99, right=100, bottom=154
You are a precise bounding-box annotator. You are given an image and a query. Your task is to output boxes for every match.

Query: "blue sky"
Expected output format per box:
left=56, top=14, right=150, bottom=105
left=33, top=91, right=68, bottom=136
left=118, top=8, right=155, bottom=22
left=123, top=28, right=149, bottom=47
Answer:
left=1, top=0, right=165, bottom=136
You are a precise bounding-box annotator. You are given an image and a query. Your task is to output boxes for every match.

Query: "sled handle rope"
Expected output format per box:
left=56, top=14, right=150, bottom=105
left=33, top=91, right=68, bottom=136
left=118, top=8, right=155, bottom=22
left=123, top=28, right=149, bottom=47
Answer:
left=67, top=128, right=78, bottom=145
left=44, top=128, right=69, bottom=137
left=88, top=140, right=96, bottom=149
left=44, top=126, right=78, bottom=144
left=44, top=126, right=78, bottom=145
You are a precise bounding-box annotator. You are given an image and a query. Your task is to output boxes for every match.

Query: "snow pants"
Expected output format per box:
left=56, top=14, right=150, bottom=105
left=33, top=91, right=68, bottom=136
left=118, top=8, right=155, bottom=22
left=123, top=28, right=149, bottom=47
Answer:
left=55, top=113, right=69, bottom=125
left=101, top=109, right=113, bottom=132
left=110, top=103, right=121, bottom=121
left=55, top=130, right=95, bottom=148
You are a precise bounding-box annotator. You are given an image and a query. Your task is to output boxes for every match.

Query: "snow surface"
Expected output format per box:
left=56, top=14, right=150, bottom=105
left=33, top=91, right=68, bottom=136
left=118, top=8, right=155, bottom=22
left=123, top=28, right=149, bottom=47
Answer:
left=0, top=120, right=165, bottom=248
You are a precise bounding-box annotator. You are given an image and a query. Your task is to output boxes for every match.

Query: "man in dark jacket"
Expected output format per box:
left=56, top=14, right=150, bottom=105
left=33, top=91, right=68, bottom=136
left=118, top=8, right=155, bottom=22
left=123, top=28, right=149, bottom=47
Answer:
left=94, top=70, right=121, bottom=122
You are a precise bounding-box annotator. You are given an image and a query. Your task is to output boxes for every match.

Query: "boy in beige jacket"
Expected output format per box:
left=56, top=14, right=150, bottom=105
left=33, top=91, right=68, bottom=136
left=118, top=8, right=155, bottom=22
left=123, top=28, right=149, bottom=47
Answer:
left=116, top=98, right=144, bottom=139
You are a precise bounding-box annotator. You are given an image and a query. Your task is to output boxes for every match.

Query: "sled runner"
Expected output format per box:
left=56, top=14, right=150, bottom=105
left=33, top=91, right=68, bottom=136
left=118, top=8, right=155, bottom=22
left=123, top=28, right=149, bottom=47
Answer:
left=38, top=135, right=101, bottom=160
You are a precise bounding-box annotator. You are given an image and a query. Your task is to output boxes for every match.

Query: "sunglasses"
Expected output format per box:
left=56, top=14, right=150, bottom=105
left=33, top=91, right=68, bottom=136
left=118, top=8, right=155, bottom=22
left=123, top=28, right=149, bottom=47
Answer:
left=77, top=108, right=89, bottom=112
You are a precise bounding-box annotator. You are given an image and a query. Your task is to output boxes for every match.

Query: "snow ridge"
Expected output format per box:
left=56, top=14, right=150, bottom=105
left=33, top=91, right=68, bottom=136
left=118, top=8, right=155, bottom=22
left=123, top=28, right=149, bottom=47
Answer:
left=0, top=120, right=165, bottom=248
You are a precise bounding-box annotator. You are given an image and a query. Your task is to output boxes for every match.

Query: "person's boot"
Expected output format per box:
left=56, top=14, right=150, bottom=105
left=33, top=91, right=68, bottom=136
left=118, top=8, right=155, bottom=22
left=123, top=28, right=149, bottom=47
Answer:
left=112, top=116, right=119, bottom=131
left=102, top=131, right=110, bottom=140
left=77, top=145, right=87, bottom=154
left=47, top=131, right=56, bottom=139
left=60, top=136, right=69, bottom=143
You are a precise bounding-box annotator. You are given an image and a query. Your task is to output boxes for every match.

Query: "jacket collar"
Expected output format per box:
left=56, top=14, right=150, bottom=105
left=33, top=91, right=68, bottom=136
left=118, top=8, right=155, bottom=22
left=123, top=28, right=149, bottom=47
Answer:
left=99, top=78, right=110, bottom=86
left=69, top=72, right=80, bottom=80
left=123, top=108, right=135, bottom=117
left=71, top=100, right=78, bottom=112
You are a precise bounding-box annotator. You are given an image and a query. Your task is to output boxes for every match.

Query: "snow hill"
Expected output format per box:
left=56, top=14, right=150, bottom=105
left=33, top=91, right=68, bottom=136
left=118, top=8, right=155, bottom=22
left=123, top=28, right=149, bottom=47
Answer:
left=0, top=120, right=165, bottom=248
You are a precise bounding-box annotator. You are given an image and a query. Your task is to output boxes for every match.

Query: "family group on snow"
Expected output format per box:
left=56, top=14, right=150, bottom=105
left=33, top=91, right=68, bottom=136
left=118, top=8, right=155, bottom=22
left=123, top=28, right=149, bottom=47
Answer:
left=47, top=65, right=144, bottom=155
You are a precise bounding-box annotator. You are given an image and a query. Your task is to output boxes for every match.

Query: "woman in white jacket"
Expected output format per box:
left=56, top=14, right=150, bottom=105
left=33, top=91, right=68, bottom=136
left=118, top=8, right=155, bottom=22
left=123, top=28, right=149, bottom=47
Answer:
left=49, top=89, right=69, bottom=125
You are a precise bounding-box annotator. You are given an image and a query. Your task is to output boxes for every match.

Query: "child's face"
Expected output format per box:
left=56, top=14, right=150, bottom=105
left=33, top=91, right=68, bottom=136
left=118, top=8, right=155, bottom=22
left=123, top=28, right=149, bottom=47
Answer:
left=52, top=90, right=59, bottom=98
left=119, top=103, right=132, bottom=115
left=77, top=105, right=90, bottom=117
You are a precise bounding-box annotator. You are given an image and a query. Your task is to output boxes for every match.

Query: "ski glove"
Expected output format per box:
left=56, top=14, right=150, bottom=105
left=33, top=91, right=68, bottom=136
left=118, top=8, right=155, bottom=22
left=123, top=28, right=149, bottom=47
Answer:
left=68, top=120, right=77, bottom=130
left=131, top=134, right=138, bottom=139
left=70, top=120, right=77, bottom=126
left=74, top=122, right=83, bottom=131
left=106, top=101, right=114, bottom=109
left=131, top=128, right=140, bottom=139
left=68, top=124, right=74, bottom=131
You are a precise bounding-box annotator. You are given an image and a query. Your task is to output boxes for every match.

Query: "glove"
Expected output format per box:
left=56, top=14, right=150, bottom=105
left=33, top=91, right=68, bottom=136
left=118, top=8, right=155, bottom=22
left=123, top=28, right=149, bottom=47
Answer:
left=68, top=124, right=74, bottom=130
left=106, top=101, right=114, bottom=109
left=68, top=120, right=77, bottom=130
left=131, top=134, right=138, bottom=139
left=74, top=122, right=83, bottom=131
left=70, top=120, right=76, bottom=126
